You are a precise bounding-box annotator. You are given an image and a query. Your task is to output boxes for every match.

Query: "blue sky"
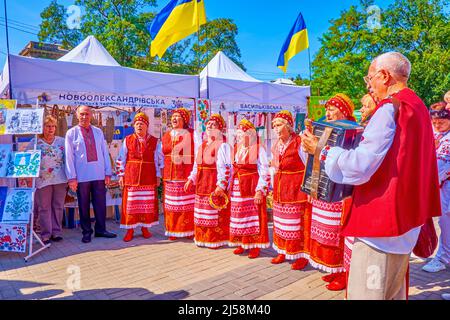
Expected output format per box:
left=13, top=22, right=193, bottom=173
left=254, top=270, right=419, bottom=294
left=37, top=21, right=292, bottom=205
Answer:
left=0, top=0, right=396, bottom=80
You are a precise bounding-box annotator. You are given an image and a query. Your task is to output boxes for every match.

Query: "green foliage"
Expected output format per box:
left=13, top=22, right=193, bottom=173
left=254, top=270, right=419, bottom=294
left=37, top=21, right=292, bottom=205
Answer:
left=38, top=0, right=83, bottom=48
left=38, top=0, right=244, bottom=73
left=191, top=18, right=244, bottom=72
left=312, top=0, right=450, bottom=106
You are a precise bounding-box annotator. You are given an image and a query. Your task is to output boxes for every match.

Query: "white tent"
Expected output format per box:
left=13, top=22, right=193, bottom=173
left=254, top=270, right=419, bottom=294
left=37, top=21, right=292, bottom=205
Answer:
left=58, top=35, right=120, bottom=66
left=200, top=51, right=310, bottom=112
left=0, top=36, right=198, bottom=107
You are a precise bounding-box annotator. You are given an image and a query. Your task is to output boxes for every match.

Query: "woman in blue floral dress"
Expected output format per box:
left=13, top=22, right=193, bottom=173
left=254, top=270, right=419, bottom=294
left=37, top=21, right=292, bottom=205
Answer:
left=32, top=115, right=68, bottom=244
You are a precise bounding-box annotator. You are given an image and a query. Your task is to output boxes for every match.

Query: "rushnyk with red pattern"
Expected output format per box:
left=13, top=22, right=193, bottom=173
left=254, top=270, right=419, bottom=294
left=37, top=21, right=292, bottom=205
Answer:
left=310, top=199, right=342, bottom=247
left=229, top=179, right=260, bottom=236
left=194, top=194, right=219, bottom=227
left=164, top=181, right=195, bottom=237
left=126, top=186, right=156, bottom=215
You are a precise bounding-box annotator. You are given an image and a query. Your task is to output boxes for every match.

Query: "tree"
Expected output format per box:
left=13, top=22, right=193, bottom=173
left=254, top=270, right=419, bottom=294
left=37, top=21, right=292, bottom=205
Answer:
left=311, top=0, right=450, bottom=106
left=38, top=1, right=244, bottom=73
left=38, top=0, right=83, bottom=49
left=191, top=18, right=244, bottom=72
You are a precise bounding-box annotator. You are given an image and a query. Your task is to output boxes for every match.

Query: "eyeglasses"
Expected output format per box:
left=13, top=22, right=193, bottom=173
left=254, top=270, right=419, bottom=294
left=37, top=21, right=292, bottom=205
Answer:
left=430, top=110, right=450, bottom=119
left=363, top=70, right=383, bottom=84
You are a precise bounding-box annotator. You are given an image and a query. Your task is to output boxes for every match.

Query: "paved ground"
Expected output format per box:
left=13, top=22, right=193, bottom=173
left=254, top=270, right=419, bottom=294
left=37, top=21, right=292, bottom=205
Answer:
left=0, top=216, right=448, bottom=300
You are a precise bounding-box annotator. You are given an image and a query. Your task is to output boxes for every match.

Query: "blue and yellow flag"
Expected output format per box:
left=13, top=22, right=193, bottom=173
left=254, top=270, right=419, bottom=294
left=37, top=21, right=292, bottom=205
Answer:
left=148, top=0, right=206, bottom=58
left=277, top=12, right=309, bottom=73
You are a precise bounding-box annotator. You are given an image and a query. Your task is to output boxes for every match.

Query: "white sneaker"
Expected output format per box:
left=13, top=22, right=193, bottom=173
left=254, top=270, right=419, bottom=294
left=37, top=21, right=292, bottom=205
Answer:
left=442, top=294, right=450, bottom=300
left=422, top=258, right=446, bottom=273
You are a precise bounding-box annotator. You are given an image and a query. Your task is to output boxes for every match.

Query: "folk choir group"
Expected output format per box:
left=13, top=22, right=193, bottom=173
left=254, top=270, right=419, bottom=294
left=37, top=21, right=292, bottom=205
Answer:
left=35, top=51, right=448, bottom=300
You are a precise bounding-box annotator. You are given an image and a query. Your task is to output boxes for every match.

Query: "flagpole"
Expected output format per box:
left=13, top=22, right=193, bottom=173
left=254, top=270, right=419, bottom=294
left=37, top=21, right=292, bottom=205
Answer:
left=4, top=0, right=12, bottom=99
left=308, top=47, right=312, bottom=97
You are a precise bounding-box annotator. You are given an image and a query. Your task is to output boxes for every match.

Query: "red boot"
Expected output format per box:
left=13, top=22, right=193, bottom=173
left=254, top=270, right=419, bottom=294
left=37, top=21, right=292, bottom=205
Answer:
left=248, top=248, right=260, bottom=259
left=168, top=236, right=177, bottom=241
left=141, top=227, right=152, bottom=239
left=291, top=258, right=308, bottom=270
left=123, top=229, right=134, bottom=242
left=322, top=273, right=338, bottom=283
left=326, top=272, right=347, bottom=291
left=271, top=254, right=286, bottom=264
left=233, top=246, right=245, bottom=255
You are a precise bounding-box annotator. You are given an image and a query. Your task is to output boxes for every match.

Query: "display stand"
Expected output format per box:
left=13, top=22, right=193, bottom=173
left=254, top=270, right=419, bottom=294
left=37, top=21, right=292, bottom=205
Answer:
left=23, top=99, right=49, bottom=261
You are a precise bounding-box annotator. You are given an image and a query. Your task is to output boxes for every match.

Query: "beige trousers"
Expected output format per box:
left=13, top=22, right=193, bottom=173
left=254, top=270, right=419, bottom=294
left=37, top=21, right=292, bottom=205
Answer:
left=347, top=238, right=409, bottom=300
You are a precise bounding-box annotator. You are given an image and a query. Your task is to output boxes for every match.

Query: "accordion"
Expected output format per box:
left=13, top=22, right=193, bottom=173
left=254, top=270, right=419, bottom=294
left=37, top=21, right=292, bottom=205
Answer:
left=301, top=120, right=364, bottom=202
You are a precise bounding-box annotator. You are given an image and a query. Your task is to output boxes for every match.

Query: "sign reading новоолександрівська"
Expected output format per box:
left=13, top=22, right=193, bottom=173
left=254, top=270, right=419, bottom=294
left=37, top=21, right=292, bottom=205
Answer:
left=15, top=89, right=195, bottom=110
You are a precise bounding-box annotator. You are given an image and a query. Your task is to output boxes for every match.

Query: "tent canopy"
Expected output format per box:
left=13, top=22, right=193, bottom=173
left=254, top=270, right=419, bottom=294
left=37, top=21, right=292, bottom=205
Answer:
left=200, top=51, right=310, bottom=109
left=58, top=35, right=120, bottom=66
left=0, top=36, right=199, bottom=106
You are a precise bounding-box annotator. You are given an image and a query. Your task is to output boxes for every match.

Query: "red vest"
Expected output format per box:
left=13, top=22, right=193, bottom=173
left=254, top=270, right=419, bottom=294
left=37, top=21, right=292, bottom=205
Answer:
left=162, top=128, right=194, bottom=181
left=271, top=134, right=307, bottom=204
left=124, top=134, right=157, bottom=187
left=195, top=140, right=223, bottom=196
left=341, top=88, right=441, bottom=237
left=232, top=143, right=259, bottom=198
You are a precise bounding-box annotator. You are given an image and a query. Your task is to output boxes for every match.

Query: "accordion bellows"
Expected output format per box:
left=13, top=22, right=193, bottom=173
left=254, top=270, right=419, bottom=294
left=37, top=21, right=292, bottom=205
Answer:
left=301, top=120, right=364, bottom=203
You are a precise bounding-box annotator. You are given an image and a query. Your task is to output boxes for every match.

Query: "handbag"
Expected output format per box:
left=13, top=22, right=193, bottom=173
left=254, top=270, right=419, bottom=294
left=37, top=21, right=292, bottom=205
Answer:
left=412, top=218, right=438, bottom=258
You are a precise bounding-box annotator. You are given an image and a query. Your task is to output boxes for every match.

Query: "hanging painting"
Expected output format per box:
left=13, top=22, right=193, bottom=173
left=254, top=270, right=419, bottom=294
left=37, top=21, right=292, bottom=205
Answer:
left=0, top=223, right=27, bottom=253
left=0, top=186, right=7, bottom=221
left=0, top=99, right=16, bottom=134
left=0, top=144, right=12, bottom=177
left=5, top=108, right=44, bottom=135
left=6, top=151, right=41, bottom=178
left=1, top=188, right=33, bottom=224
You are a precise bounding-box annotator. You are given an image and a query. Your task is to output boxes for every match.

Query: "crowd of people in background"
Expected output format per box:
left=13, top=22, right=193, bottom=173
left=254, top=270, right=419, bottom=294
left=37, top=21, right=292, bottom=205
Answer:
left=31, top=51, right=449, bottom=300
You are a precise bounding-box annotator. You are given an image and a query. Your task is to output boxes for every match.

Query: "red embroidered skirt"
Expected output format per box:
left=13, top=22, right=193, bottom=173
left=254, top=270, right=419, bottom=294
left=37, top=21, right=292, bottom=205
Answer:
left=163, top=181, right=195, bottom=237
left=194, top=194, right=230, bottom=248
left=272, top=201, right=308, bottom=260
left=120, top=186, right=158, bottom=229
left=229, top=178, right=269, bottom=249
left=307, top=199, right=345, bottom=273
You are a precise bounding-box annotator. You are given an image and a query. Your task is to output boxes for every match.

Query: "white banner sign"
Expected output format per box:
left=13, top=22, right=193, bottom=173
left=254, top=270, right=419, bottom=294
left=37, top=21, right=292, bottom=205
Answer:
left=210, top=100, right=306, bottom=114
left=14, top=89, right=195, bottom=110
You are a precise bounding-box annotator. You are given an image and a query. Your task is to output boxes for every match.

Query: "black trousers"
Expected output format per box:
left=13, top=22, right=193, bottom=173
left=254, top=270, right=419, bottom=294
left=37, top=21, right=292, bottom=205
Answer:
left=77, top=180, right=107, bottom=236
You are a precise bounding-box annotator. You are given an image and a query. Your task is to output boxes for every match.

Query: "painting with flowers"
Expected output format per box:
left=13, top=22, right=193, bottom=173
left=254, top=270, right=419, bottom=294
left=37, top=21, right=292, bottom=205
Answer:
left=0, top=223, right=27, bottom=253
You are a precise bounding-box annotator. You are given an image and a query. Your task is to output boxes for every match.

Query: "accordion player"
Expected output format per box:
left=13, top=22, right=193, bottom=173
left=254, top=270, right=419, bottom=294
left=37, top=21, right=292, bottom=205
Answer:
left=301, top=119, right=364, bottom=202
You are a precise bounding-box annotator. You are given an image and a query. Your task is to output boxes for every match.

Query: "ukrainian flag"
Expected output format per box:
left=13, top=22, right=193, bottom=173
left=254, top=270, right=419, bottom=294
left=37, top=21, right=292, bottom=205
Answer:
left=149, top=0, right=206, bottom=58
left=277, top=12, right=309, bottom=73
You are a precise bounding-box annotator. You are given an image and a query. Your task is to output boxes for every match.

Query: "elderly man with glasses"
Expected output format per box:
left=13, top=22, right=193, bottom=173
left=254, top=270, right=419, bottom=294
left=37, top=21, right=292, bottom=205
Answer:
left=301, top=52, right=441, bottom=300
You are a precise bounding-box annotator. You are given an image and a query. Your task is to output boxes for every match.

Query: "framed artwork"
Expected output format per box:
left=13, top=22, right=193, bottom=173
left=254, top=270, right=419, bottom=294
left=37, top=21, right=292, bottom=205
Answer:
left=0, top=99, right=16, bottom=134
left=5, top=108, right=44, bottom=135
left=1, top=188, right=33, bottom=224
left=0, top=186, right=7, bottom=221
left=6, top=151, right=41, bottom=178
left=0, top=144, right=12, bottom=177
left=0, top=223, right=27, bottom=253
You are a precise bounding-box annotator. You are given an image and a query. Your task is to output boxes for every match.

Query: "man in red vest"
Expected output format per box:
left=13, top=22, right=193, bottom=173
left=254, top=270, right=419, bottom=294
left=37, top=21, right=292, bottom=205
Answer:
left=302, top=51, right=441, bottom=299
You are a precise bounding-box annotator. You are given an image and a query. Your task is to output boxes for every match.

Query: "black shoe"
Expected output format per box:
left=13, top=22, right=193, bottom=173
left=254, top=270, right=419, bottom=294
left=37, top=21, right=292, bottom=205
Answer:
left=43, top=239, right=51, bottom=245
left=51, top=236, right=63, bottom=242
left=94, top=231, right=117, bottom=238
left=82, top=234, right=91, bottom=243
